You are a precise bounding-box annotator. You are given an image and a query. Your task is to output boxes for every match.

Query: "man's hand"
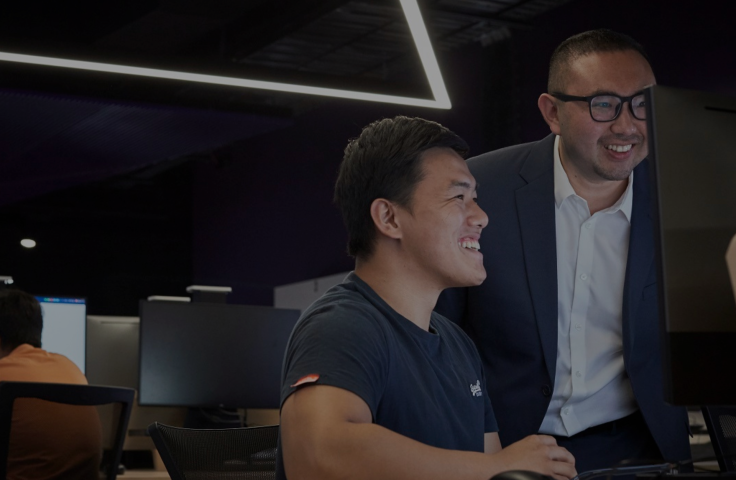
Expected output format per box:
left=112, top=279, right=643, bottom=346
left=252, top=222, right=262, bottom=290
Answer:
left=493, top=435, right=577, bottom=480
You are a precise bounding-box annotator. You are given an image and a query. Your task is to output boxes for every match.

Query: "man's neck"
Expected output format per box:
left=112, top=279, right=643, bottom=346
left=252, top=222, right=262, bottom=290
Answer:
left=354, top=255, right=439, bottom=332
left=559, top=149, right=628, bottom=215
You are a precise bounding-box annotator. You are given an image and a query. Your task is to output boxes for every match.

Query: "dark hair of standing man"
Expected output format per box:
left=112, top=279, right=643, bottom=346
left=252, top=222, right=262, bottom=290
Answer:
left=0, top=289, right=43, bottom=353
left=548, top=28, right=652, bottom=92
left=334, top=116, right=469, bottom=260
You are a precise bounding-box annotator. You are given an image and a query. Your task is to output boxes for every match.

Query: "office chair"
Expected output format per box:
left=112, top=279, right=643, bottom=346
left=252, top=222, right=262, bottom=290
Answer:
left=0, top=381, right=134, bottom=480
left=702, top=406, right=736, bottom=472
left=148, top=422, right=279, bottom=480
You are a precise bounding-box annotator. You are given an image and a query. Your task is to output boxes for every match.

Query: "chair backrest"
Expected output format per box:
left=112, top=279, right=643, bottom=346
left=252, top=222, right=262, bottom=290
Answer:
left=0, top=381, right=135, bottom=480
left=148, top=422, right=279, bottom=480
left=702, top=406, right=736, bottom=472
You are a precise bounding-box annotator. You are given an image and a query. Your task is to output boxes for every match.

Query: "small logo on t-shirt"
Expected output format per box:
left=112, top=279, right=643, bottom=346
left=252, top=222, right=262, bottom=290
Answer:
left=470, top=380, right=482, bottom=397
left=291, top=374, right=320, bottom=388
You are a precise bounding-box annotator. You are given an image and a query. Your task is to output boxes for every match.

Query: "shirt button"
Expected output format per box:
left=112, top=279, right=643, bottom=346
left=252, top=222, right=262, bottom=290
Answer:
left=580, top=274, right=588, bottom=281
left=563, top=407, right=570, bottom=415
left=575, top=324, right=582, bottom=330
left=575, top=371, right=582, bottom=378
left=585, top=223, right=592, bottom=229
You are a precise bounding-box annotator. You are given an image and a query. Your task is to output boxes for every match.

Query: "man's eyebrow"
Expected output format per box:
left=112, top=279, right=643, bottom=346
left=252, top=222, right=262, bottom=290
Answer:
left=449, top=180, right=478, bottom=191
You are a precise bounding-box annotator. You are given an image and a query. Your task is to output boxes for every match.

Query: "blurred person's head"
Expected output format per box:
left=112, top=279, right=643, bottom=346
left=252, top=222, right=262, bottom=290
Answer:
left=0, top=289, right=43, bottom=357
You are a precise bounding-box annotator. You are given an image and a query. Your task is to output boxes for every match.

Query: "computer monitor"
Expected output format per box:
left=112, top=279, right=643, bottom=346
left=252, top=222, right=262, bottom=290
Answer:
left=86, top=315, right=187, bottom=450
left=138, top=301, right=300, bottom=409
left=36, top=296, right=86, bottom=373
left=646, top=85, right=736, bottom=405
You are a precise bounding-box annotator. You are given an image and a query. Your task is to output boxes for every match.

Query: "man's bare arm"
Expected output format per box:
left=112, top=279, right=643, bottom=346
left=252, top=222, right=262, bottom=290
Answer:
left=281, top=385, right=576, bottom=480
left=485, top=432, right=502, bottom=454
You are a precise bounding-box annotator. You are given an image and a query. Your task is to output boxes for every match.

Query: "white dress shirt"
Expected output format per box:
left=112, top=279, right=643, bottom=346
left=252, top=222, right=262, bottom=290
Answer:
left=539, top=136, right=639, bottom=437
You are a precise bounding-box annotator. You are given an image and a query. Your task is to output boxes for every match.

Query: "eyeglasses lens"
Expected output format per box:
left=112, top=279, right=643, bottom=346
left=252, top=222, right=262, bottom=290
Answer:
left=590, top=95, right=647, bottom=121
left=590, top=95, right=622, bottom=121
left=630, top=94, right=647, bottom=120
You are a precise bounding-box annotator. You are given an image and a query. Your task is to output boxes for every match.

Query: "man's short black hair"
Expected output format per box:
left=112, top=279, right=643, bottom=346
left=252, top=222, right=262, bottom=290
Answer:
left=0, top=289, right=43, bottom=352
left=334, top=116, right=469, bottom=260
left=548, top=29, right=652, bottom=92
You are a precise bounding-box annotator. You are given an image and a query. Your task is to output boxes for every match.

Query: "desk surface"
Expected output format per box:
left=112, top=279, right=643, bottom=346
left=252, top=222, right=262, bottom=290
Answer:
left=116, top=470, right=170, bottom=479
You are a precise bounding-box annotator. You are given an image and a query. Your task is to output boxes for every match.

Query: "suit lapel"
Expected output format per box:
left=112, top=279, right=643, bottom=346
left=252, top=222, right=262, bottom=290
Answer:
left=516, top=135, right=558, bottom=382
left=622, top=160, right=654, bottom=358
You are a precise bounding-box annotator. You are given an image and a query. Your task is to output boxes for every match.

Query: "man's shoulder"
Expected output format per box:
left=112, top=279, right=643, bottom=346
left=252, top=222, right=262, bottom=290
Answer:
left=304, top=280, right=377, bottom=317
left=466, top=135, right=555, bottom=182
left=0, top=345, right=87, bottom=384
left=296, top=280, right=389, bottom=336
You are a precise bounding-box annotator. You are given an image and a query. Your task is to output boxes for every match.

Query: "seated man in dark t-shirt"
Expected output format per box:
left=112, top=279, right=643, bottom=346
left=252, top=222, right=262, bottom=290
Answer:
left=277, top=116, right=577, bottom=480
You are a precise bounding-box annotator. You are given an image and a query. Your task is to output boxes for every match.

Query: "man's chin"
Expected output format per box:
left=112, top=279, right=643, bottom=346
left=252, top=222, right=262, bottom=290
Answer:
left=470, top=272, right=487, bottom=286
left=448, top=270, right=487, bottom=289
left=595, top=155, right=645, bottom=181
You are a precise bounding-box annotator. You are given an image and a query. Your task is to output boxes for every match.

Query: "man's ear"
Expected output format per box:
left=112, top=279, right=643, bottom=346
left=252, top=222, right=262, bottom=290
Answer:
left=369, top=198, right=402, bottom=240
left=538, top=93, right=562, bottom=135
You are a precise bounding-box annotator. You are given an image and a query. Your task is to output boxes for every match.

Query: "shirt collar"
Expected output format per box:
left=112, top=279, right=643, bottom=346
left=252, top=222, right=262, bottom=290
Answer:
left=552, top=135, right=634, bottom=222
left=553, top=135, right=576, bottom=209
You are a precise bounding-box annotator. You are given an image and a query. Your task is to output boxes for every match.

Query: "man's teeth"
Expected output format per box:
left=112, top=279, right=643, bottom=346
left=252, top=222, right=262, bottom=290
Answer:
left=459, top=240, right=481, bottom=251
left=606, top=144, right=632, bottom=153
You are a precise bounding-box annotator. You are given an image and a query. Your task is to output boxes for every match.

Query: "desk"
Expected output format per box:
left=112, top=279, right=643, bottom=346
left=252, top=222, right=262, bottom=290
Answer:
left=116, top=470, right=170, bottom=479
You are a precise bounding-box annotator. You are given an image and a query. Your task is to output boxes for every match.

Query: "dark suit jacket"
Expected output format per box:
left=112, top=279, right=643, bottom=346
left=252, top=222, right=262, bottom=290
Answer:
left=436, top=134, right=690, bottom=463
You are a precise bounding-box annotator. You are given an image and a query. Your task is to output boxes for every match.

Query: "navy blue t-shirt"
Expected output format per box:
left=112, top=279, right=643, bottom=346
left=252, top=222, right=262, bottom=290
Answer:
left=276, top=273, right=497, bottom=480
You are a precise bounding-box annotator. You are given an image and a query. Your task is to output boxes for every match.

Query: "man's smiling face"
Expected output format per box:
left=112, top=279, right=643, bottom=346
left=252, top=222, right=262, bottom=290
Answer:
left=395, top=147, right=488, bottom=290
left=554, top=49, right=656, bottom=183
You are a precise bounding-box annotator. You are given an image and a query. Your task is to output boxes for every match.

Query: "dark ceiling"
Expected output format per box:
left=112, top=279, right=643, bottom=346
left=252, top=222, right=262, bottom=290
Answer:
left=0, top=0, right=573, bottom=206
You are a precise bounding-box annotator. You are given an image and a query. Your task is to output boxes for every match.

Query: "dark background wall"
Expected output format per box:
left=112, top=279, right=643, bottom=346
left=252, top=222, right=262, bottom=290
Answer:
left=2, top=0, right=734, bottom=313
left=191, top=45, right=496, bottom=306
left=192, top=0, right=736, bottom=307
left=0, top=164, right=194, bottom=314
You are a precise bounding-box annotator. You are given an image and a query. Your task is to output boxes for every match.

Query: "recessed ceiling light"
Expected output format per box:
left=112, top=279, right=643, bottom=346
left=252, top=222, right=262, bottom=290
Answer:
left=20, top=239, right=36, bottom=248
left=0, top=0, right=450, bottom=109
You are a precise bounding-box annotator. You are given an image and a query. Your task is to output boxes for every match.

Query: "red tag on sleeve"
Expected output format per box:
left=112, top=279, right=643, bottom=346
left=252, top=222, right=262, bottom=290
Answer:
left=291, top=374, right=320, bottom=388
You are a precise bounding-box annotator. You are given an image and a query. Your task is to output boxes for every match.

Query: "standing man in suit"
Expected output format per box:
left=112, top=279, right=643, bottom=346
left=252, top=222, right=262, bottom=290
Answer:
left=436, top=29, right=691, bottom=471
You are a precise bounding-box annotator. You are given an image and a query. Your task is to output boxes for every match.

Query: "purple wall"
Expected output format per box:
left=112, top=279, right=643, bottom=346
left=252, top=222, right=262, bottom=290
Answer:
left=193, top=0, right=736, bottom=306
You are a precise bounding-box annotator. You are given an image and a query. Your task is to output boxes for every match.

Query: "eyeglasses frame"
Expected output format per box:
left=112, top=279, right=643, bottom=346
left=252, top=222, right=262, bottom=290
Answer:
left=550, top=91, right=647, bottom=122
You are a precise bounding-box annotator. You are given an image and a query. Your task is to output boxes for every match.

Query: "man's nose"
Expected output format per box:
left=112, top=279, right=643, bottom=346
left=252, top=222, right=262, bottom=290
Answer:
left=469, top=202, right=489, bottom=229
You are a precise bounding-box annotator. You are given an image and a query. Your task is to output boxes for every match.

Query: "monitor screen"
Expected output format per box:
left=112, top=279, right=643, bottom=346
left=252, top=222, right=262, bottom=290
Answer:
left=36, top=296, right=86, bottom=374
left=86, top=315, right=187, bottom=450
left=646, top=85, right=736, bottom=405
left=138, top=301, right=300, bottom=409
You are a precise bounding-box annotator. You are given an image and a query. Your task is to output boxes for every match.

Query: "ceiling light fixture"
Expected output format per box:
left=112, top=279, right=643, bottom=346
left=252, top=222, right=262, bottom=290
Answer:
left=20, top=239, right=36, bottom=248
left=0, top=0, right=450, bottom=109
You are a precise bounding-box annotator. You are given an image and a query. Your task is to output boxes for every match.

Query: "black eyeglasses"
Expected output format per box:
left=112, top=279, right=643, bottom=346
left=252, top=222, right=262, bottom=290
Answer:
left=551, top=92, right=647, bottom=122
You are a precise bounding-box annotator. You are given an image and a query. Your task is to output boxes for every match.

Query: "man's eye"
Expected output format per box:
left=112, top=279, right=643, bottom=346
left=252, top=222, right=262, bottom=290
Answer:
left=455, top=195, right=465, bottom=200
